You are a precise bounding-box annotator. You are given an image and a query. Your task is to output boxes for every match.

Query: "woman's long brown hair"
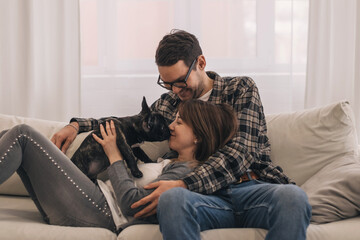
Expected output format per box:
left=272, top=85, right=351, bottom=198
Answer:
left=177, top=100, right=238, bottom=165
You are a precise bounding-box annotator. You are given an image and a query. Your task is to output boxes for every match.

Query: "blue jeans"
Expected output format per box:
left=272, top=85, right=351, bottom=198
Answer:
left=0, top=124, right=116, bottom=231
left=157, top=180, right=311, bottom=240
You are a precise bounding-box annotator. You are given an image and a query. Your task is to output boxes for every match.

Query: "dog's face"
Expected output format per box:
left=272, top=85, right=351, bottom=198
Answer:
left=140, top=97, right=170, bottom=141
left=142, top=112, right=170, bottom=141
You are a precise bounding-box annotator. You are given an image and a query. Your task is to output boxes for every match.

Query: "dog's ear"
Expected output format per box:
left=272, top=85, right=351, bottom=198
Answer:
left=140, top=96, right=151, bottom=115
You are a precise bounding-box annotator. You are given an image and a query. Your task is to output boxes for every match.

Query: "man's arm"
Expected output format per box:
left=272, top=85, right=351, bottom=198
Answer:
left=51, top=117, right=115, bottom=153
left=53, top=93, right=177, bottom=154
left=70, top=117, right=108, bottom=133
left=150, top=92, right=179, bottom=125
left=182, top=134, right=252, bottom=194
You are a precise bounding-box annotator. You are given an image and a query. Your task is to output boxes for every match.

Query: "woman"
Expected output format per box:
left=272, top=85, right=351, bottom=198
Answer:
left=0, top=100, right=237, bottom=233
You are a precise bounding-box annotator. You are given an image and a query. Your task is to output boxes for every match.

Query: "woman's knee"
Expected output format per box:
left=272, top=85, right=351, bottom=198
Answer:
left=11, top=124, right=34, bottom=135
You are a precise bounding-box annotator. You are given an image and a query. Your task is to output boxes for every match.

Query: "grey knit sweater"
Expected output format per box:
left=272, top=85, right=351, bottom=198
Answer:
left=107, top=160, right=192, bottom=231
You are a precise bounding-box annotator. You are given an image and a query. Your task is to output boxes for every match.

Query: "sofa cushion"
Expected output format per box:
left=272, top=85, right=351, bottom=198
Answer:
left=301, top=154, right=360, bottom=224
left=0, top=195, right=117, bottom=240
left=117, top=217, right=360, bottom=240
left=266, top=101, right=359, bottom=186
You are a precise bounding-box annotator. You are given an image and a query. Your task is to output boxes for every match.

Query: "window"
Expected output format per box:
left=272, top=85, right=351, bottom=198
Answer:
left=80, top=0, right=309, bottom=117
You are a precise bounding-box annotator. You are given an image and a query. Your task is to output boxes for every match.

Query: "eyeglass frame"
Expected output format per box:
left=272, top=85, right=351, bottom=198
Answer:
left=157, top=57, right=198, bottom=90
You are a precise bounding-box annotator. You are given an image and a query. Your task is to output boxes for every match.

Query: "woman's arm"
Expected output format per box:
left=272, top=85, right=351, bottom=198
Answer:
left=108, top=161, right=191, bottom=217
left=92, top=120, right=191, bottom=216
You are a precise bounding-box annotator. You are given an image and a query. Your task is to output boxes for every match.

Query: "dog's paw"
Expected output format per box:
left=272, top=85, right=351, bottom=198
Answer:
left=132, top=170, right=143, bottom=178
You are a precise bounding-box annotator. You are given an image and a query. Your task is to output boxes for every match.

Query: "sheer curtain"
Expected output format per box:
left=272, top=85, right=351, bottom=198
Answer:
left=305, top=0, right=360, bottom=139
left=0, top=0, right=80, bottom=122
left=80, top=0, right=309, bottom=118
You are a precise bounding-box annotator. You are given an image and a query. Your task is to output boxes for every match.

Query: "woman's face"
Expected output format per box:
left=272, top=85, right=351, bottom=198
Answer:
left=168, top=112, right=197, bottom=155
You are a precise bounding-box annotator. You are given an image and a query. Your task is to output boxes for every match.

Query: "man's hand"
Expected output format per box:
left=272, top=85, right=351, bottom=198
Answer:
left=51, top=122, right=79, bottom=153
left=131, top=180, right=187, bottom=218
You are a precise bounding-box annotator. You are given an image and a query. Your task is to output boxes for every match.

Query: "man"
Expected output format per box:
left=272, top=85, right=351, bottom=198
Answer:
left=52, top=30, right=311, bottom=240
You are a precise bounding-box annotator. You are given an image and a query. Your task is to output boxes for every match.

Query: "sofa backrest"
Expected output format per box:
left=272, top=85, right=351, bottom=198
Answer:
left=266, top=101, right=359, bottom=186
left=0, top=114, right=65, bottom=139
left=0, top=101, right=359, bottom=195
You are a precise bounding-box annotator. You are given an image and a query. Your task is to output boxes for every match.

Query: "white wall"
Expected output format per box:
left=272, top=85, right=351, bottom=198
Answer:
left=80, top=72, right=306, bottom=118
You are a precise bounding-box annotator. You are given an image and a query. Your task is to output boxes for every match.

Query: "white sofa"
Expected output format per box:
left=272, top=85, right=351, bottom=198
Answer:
left=1, top=101, right=359, bottom=240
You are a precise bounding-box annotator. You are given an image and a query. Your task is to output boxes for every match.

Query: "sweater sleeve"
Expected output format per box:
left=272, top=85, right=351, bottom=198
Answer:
left=107, top=160, right=191, bottom=217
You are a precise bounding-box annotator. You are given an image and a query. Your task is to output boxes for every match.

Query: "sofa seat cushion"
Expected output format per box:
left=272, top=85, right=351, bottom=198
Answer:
left=2, top=193, right=360, bottom=240
left=0, top=195, right=117, bottom=240
left=117, top=224, right=268, bottom=240
left=117, top=217, right=360, bottom=240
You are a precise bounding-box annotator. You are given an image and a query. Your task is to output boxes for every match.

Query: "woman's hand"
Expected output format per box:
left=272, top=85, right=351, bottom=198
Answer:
left=92, top=120, right=123, bottom=164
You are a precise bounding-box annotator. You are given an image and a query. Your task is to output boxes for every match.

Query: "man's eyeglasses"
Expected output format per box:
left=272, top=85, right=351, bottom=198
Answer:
left=157, top=58, right=197, bottom=90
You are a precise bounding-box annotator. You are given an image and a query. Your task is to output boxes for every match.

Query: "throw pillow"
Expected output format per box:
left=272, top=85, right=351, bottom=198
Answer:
left=266, top=101, right=359, bottom=186
left=301, top=154, right=360, bottom=224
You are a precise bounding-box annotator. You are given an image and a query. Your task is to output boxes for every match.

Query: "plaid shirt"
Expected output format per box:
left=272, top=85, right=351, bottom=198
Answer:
left=73, top=71, right=294, bottom=194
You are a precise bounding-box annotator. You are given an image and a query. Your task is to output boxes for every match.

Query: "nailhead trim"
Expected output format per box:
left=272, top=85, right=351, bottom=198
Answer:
left=0, top=137, right=18, bottom=163
left=0, top=133, right=112, bottom=218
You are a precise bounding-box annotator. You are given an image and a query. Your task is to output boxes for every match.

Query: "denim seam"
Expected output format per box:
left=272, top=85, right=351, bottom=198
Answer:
left=235, top=204, right=269, bottom=216
left=193, top=203, right=233, bottom=212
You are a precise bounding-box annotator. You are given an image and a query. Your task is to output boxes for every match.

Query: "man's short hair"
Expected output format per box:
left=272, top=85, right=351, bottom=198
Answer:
left=155, top=29, right=202, bottom=67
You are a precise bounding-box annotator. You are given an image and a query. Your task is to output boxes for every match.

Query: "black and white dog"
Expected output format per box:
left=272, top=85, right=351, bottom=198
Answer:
left=70, top=97, right=170, bottom=181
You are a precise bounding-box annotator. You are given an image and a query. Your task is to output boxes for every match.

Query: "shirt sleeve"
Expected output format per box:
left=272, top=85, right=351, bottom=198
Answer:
left=70, top=117, right=117, bottom=133
left=149, top=92, right=179, bottom=125
left=182, top=81, right=266, bottom=194
left=70, top=92, right=178, bottom=133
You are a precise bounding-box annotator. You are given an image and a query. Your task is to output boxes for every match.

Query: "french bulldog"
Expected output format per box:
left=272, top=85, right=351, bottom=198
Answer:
left=70, top=97, right=170, bottom=181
